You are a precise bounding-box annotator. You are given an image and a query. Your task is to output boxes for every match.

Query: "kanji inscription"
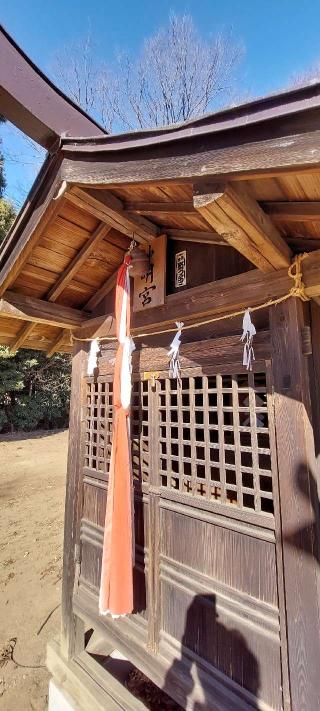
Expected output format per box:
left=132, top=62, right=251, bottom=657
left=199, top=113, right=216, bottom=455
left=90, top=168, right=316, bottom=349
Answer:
left=133, top=234, right=167, bottom=312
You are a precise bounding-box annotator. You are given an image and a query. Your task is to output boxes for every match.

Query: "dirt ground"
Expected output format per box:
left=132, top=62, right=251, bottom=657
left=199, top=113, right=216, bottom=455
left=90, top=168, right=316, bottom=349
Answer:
left=0, top=430, right=183, bottom=711
left=0, top=430, right=68, bottom=711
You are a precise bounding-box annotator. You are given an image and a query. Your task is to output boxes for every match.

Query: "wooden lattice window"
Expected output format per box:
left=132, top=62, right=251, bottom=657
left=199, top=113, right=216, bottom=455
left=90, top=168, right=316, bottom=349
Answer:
left=85, top=380, right=113, bottom=474
left=158, top=370, right=274, bottom=516
left=131, top=379, right=150, bottom=485
left=85, top=378, right=150, bottom=484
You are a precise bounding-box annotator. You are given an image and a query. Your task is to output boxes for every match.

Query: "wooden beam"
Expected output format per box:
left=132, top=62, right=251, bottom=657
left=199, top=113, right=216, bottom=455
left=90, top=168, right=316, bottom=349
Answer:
left=84, top=271, right=117, bottom=312
left=61, top=129, right=320, bottom=187
left=193, top=183, right=292, bottom=272
left=0, top=291, right=86, bottom=329
left=61, top=341, right=88, bottom=659
left=270, top=299, right=320, bottom=709
left=75, top=248, right=320, bottom=340
left=124, top=201, right=194, bottom=214
left=47, top=223, right=111, bottom=302
left=76, top=313, right=115, bottom=340
left=10, top=322, right=36, bottom=352
left=166, top=229, right=228, bottom=245
left=47, top=329, right=70, bottom=357
left=65, top=187, right=158, bottom=244
left=0, top=26, right=105, bottom=149
left=263, top=201, right=320, bottom=222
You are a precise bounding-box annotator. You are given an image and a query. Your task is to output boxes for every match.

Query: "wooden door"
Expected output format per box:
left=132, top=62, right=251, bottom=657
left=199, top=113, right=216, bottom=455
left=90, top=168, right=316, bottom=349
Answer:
left=76, top=343, right=286, bottom=710
left=152, top=361, right=284, bottom=711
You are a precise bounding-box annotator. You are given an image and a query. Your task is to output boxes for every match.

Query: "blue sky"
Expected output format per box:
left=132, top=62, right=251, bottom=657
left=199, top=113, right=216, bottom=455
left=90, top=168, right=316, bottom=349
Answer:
left=2, top=0, right=320, bottom=205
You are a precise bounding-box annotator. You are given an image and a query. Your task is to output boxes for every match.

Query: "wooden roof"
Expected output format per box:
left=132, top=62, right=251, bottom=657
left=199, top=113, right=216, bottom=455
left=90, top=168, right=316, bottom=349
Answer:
left=3, top=81, right=320, bottom=354
left=0, top=25, right=106, bottom=149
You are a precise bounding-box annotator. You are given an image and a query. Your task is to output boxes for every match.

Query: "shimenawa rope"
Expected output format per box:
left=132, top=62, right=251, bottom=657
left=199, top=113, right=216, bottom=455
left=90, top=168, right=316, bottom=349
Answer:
left=70, top=253, right=310, bottom=345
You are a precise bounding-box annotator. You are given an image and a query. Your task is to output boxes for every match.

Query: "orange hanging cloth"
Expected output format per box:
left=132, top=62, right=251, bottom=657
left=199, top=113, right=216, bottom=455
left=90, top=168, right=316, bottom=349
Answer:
left=99, top=254, right=134, bottom=616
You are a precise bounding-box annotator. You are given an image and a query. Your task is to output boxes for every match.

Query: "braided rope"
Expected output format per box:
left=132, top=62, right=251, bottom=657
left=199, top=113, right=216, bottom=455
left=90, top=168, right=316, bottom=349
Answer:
left=70, top=252, right=310, bottom=344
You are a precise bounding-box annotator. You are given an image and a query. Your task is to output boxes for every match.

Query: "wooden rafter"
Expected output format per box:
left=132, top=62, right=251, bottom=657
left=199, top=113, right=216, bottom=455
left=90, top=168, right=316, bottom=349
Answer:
left=65, top=186, right=158, bottom=244
left=0, top=290, right=86, bottom=329
left=47, top=329, right=69, bottom=357
left=166, top=229, right=228, bottom=245
left=263, top=201, right=320, bottom=222
left=0, top=162, right=64, bottom=297
left=193, top=183, right=292, bottom=272
left=10, top=322, right=37, bottom=352
left=47, top=222, right=111, bottom=302
left=124, top=201, right=194, bottom=214
left=84, top=271, right=117, bottom=312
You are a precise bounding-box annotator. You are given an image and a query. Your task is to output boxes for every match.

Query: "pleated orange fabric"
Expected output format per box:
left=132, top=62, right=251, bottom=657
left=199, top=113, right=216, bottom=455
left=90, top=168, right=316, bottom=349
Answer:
left=99, top=255, right=134, bottom=616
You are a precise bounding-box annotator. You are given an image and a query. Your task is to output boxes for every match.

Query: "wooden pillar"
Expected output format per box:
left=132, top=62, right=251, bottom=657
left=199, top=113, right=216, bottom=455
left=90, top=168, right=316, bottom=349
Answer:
left=270, top=299, right=320, bottom=710
left=60, top=342, right=88, bottom=660
left=147, top=378, right=161, bottom=652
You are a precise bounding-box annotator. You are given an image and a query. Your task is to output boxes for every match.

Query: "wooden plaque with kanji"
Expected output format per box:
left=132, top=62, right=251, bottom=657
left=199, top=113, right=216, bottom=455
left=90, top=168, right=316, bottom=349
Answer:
left=133, top=234, right=167, bottom=312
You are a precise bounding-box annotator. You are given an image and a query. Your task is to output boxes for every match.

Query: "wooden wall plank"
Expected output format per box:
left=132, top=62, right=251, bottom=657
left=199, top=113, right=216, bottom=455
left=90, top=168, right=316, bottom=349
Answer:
left=61, top=342, right=88, bottom=659
left=270, top=299, right=320, bottom=710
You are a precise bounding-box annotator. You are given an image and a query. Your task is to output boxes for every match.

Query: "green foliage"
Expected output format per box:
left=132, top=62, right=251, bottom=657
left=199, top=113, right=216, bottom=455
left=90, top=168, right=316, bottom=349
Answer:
left=0, top=197, right=16, bottom=244
left=0, top=121, right=71, bottom=434
left=0, top=347, right=71, bottom=432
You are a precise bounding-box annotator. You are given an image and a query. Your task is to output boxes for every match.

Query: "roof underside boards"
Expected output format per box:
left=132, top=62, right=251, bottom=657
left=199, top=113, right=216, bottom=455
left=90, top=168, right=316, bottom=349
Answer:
left=11, top=202, right=131, bottom=308
left=1, top=170, right=320, bottom=354
left=0, top=316, right=72, bottom=353
left=3, top=81, right=320, bottom=353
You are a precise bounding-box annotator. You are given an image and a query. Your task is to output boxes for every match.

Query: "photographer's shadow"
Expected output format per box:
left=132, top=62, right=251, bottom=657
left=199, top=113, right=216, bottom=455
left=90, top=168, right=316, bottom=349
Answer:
left=163, top=594, right=260, bottom=710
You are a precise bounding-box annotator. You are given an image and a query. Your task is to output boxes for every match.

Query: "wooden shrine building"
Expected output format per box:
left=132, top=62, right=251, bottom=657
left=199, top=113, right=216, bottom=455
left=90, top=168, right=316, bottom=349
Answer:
left=2, top=25, right=320, bottom=711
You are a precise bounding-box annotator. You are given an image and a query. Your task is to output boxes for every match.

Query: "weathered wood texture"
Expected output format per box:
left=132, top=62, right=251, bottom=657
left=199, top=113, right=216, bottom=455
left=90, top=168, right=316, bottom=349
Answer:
left=46, top=329, right=70, bottom=357
left=133, top=234, right=167, bottom=312
left=47, top=639, right=147, bottom=711
left=75, top=248, right=320, bottom=341
left=75, top=338, right=285, bottom=710
left=0, top=25, right=105, bottom=148
left=263, top=201, right=320, bottom=222
left=61, top=129, right=320, bottom=187
left=10, top=321, right=36, bottom=352
left=0, top=157, right=63, bottom=296
left=47, top=223, right=111, bottom=302
left=0, top=290, right=86, bottom=329
left=65, top=187, right=158, bottom=244
left=97, top=332, right=271, bottom=377
left=193, top=183, right=291, bottom=271
left=310, top=301, right=320, bottom=460
left=124, top=200, right=194, bottom=214
left=166, top=240, right=252, bottom=295
left=61, top=342, right=88, bottom=659
left=270, top=299, right=320, bottom=710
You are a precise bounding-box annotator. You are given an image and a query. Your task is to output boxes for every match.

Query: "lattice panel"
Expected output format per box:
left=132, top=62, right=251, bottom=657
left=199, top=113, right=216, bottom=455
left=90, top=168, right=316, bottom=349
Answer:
left=158, top=371, right=274, bottom=516
left=85, top=380, right=113, bottom=474
left=85, top=378, right=150, bottom=484
left=131, top=379, right=150, bottom=485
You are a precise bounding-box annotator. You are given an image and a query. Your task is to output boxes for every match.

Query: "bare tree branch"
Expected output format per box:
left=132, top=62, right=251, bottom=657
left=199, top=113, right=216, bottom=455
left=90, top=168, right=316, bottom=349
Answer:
left=52, top=14, right=243, bottom=133
left=288, top=61, right=320, bottom=88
